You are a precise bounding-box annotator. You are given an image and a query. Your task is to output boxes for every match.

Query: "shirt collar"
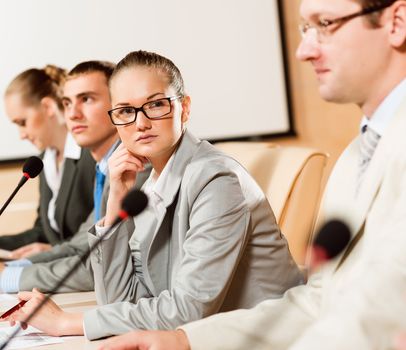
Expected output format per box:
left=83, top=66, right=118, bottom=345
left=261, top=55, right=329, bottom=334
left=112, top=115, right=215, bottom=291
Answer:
left=64, top=132, right=81, bottom=160
left=142, top=151, right=176, bottom=206
left=152, top=152, right=176, bottom=202
left=43, top=132, right=80, bottom=170
left=97, top=140, right=120, bottom=176
left=360, top=78, right=406, bottom=136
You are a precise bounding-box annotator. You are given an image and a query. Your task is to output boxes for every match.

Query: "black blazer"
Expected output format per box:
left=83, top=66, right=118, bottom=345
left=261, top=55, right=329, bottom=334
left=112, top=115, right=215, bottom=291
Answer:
left=0, top=149, right=95, bottom=250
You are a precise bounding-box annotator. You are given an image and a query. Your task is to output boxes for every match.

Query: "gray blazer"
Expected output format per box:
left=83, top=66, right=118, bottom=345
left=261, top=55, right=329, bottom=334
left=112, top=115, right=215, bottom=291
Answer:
left=83, top=131, right=303, bottom=340
left=19, top=211, right=96, bottom=292
left=19, top=166, right=151, bottom=292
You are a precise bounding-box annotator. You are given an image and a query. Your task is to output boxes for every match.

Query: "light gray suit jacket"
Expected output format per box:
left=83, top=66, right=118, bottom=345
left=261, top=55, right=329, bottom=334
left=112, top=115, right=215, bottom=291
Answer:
left=182, top=98, right=406, bottom=349
left=19, top=194, right=102, bottom=292
left=83, top=130, right=303, bottom=340
left=19, top=210, right=96, bottom=292
left=19, top=166, right=151, bottom=293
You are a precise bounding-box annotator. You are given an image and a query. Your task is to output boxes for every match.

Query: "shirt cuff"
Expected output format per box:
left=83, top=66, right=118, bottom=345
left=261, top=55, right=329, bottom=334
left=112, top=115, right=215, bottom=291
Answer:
left=83, top=320, right=88, bottom=339
left=95, top=222, right=114, bottom=240
left=5, top=259, right=33, bottom=267
left=0, top=266, right=24, bottom=293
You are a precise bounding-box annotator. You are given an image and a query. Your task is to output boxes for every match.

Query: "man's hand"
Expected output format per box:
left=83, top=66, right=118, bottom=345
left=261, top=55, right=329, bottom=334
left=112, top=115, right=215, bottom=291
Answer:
left=98, top=329, right=191, bottom=350
left=10, top=243, right=52, bottom=259
left=395, top=333, right=406, bottom=349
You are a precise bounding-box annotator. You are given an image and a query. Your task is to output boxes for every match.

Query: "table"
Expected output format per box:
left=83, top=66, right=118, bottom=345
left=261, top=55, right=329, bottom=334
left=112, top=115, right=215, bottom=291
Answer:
left=0, top=291, right=105, bottom=349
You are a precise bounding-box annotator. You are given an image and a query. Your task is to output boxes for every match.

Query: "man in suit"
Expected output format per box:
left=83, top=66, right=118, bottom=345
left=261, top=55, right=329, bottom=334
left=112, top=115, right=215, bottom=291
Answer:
left=0, top=61, right=121, bottom=292
left=97, top=0, right=406, bottom=349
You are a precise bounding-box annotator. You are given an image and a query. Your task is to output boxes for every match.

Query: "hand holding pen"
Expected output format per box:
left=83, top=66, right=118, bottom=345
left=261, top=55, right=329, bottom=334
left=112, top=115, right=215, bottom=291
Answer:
left=0, top=300, right=27, bottom=321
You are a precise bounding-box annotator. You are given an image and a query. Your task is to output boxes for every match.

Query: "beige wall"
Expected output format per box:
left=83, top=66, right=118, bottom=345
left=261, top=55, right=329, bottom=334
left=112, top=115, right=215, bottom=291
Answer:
left=0, top=1, right=363, bottom=233
left=0, top=163, right=38, bottom=234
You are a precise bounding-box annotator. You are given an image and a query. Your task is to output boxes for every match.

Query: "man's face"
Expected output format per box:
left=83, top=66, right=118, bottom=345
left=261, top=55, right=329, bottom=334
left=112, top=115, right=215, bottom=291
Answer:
left=296, top=0, right=389, bottom=107
left=62, top=72, right=116, bottom=153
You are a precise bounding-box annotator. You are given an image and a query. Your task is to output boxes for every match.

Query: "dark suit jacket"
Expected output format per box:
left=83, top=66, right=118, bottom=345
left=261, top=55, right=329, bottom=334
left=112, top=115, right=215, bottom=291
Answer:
left=0, top=149, right=95, bottom=250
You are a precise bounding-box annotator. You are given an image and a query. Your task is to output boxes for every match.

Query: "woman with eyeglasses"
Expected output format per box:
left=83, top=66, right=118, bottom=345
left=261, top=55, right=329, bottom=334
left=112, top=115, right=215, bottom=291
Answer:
left=9, top=51, right=302, bottom=339
left=0, top=66, right=95, bottom=260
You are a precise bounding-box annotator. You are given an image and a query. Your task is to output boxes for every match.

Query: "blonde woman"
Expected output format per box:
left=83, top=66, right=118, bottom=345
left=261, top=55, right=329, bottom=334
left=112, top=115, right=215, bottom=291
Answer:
left=1, top=65, right=95, bottom=259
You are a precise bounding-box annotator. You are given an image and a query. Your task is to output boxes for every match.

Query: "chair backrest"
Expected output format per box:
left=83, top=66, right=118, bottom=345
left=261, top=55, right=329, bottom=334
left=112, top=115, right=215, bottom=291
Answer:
left=214, top=141, right=328, bottom=265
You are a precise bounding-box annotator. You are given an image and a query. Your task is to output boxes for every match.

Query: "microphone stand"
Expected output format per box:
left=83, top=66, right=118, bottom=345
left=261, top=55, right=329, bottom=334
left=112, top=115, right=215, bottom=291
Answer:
left=0, top=213, right=128, bottom=350
left=0, top=176, right=29, bottom=216
left=0, top=156, right=43, bottom=217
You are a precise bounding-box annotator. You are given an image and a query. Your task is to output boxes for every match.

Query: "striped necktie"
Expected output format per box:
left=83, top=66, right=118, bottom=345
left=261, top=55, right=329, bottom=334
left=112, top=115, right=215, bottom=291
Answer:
left=357, top=125, right=380, bottom=192
left=94, top=165, right=106, bottom=222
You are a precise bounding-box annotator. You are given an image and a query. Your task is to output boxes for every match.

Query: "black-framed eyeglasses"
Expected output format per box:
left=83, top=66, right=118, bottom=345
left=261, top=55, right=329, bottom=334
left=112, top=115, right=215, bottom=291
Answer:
left=108, top=96, right=182, bottom=126
left=299, top=0, right=396, bottom=42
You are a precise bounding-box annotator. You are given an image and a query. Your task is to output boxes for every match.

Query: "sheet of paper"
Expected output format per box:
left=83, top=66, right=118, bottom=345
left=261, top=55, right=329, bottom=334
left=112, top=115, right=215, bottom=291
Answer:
left=0, top=325, right=64, bottom=349
left=0, top=295, right=19, bottom=313
left=0, top=294, right=17, bottom=302
left=0, top=291, right=97, bottom=314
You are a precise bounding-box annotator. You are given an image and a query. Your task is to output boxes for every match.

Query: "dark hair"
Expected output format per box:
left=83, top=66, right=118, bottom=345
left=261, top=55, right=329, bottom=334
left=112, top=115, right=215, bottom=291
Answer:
left=356, top=0, right=395, bottom=6
left=355, top=0, right=397, bottom=26
left=111, top=50, right=185, bottom=96
left=68, top=60, right=116, bottom=83
left=5, top=65, right=66, bottom=110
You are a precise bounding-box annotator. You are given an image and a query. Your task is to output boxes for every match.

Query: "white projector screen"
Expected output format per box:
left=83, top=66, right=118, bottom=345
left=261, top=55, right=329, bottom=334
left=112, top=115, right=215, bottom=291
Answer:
left=0, top=0, right=291, bottom=161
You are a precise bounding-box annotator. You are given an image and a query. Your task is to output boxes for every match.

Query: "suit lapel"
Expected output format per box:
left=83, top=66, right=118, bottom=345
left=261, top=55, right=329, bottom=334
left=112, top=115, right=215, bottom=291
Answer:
left=320, top=139, right=360, bottom=235
left=321, top=98, right=406, bottom=269
left=139, top=131, right=200, bottom=295
left=354, top=98, right=406, bottom=233
left=54, top=157, right=78, bottom=238
left=143, top=196, right=179, bottom=294
left=39, top=171, right=54, bottom=235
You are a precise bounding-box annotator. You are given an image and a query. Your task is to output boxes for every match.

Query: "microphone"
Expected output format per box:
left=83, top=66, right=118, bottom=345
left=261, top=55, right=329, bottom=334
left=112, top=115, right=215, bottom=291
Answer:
left=0, top=156, right=43, bottom=216
left=110, top=187, right=148, bottom=227
left=308, top=220, right=351, bottom=270
left=0, top=188, right=148, bottom=350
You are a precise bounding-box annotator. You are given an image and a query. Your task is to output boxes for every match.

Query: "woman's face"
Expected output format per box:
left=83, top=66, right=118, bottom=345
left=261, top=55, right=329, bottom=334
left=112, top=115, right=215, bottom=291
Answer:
left=5, top=93, right=54, bottom=151
left=110, top=66, right=190, bottom=162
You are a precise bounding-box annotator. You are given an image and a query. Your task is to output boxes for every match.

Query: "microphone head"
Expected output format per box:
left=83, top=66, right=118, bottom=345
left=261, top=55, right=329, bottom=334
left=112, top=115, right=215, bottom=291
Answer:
left=23, top=156, right=44, bottom=179
left=121, top=189, right=148, bottom=217
left=313, top=220, right=351, bottom=259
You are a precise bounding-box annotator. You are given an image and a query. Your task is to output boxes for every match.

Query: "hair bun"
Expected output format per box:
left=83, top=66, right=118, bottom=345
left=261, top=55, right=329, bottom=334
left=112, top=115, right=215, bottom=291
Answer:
left=44, top=64, right=67, bottom=85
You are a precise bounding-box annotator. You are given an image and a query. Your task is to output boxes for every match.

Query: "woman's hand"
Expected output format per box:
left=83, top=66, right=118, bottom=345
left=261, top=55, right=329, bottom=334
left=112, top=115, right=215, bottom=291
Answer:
left=6, top=288, right=84, bottom=337
left=105, top=144, right=148, bottom=226
left=10, top=243, right=52, bottom=259
left=395, top=333, right=406, bottom=349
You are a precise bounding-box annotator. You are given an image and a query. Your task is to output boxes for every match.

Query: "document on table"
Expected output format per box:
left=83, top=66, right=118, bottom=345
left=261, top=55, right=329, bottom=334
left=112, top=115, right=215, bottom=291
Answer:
left=0, top=294, right=19, bottom=313
left=0, top=294, right=17, bottom=302
left=0, top=325, right=64, bottom=349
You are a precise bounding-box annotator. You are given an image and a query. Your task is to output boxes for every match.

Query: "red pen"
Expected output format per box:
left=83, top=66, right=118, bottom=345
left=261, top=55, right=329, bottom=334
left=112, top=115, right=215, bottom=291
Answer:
left=0, top=300, right=27, bottom=320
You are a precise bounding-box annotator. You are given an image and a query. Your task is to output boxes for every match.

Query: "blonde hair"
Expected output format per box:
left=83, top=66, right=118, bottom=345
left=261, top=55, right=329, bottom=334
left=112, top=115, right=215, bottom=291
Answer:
left=5, top=64, right=67, bottom=110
